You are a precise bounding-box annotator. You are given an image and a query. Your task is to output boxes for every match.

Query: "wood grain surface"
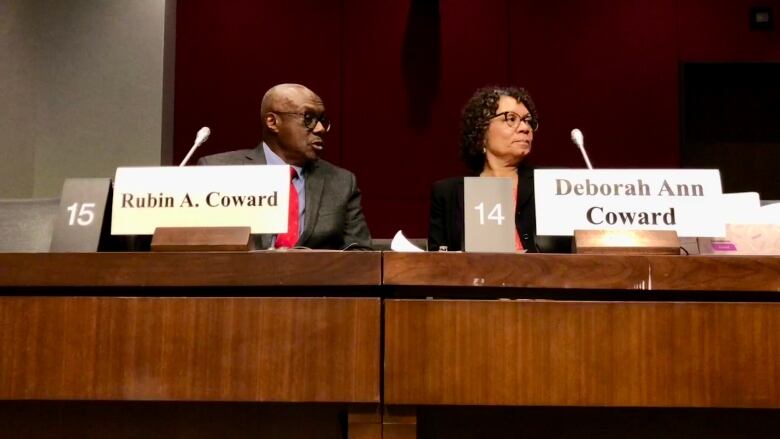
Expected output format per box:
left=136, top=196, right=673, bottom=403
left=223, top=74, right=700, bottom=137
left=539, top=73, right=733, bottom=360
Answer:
left=0, top=401, right=349, bottom=439
left=0, top=251, right=381, bottom=287
left=413, top=406, right=780, bottom=439
left=0, top=297, right=381, bottom=402
left=384, top=299, right=780, bottom=408
left=383, top=253, right=780, bottom=292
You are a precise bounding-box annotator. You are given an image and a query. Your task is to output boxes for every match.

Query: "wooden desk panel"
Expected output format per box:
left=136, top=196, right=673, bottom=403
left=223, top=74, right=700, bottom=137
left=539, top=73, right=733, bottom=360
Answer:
left=384, top=299, right=780, bottom=408
left=383, top=253, right=780, bottom=292
left=383, top=253, right=780, bottom=437
left=0, top=251, right=381, bottom=287
left=648, top=255, right=780, bottom=291
left=0, top=296, right=381, bottom=403
left=0, top=401, right=349, bottom=439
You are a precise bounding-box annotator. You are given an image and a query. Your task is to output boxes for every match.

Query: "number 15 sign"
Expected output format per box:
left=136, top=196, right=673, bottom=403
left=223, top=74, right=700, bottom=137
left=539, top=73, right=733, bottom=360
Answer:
left=464, top=177, right=516, bottom=253
left=49, top=178, right=111, bottom=252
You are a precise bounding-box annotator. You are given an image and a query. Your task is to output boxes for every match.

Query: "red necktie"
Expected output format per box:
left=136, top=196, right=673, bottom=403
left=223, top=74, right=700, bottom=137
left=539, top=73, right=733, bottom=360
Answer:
left=514, top=184, right=524, bottom=251
left=275, top=167, right=299, bottom=248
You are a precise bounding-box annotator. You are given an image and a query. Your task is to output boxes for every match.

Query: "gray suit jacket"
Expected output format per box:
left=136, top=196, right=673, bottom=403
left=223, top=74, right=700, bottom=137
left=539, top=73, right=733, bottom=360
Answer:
left=197, top=146, right=371, bottom=250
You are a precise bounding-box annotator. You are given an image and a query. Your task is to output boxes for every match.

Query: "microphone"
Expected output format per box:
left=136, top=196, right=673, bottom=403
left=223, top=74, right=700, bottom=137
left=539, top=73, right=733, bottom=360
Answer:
left=570, top=128, right=593, bottom=169
left=179, top=127, right=211, bottom=166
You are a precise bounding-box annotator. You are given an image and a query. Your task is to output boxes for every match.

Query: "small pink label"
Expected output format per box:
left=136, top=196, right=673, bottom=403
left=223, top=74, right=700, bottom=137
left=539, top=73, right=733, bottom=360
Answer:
left=712, top=242, right=737, bottom=251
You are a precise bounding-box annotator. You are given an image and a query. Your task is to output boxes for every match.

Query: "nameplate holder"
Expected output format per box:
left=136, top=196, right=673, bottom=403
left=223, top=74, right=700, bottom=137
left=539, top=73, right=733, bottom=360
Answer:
left=151, top=226, right=251, bottom=252
left=573, top=229, right=680, bottom=255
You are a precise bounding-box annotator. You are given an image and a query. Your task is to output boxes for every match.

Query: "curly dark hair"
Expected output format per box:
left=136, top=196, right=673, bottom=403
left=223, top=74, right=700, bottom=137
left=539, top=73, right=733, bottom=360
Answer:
left=459, top=86, right=538, bottom=174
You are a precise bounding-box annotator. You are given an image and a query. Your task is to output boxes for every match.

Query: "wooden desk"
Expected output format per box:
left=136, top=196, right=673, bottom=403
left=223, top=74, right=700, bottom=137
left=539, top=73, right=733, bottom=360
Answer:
left=0, top=251, right=383, bottom=439
left=4, top=252, right=780, bottom=438
left=383, top=253, right=780, bottom=438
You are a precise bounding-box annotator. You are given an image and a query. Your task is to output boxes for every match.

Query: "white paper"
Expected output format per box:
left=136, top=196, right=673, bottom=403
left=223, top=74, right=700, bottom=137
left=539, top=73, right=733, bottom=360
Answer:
left=390, top=230, right=424, bottom=252
left=759, top=202, right=780, bottom=225
left=720, top=192, right=761, bottom=224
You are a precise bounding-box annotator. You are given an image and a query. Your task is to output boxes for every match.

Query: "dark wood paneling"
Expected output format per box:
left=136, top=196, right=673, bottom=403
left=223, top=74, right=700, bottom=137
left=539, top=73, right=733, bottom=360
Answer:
left=512, top=0, right=680, bottom=169
left=341, top=0, right=510, bottom=238
left=384, top=299, right=780, bottom=407
left=347, top=406, right=383, bottom=439
left=174, top=1, right=780, bottom=238
left=683, top=141, right=780, bottom=200
left=0, top=401, right=347, bottom=439
left=647, top=255, right=780, bottom=291
left=0, top=297, right=381, bottom=402
left=384, top=253, right=648, bottom=289
left=416, top=406, right=780, bottom=439
left=383, top=252, right=780, bottom=292
left=0, top=251, right=381, bottom=287
left=174, top=0, right=344, bottom=166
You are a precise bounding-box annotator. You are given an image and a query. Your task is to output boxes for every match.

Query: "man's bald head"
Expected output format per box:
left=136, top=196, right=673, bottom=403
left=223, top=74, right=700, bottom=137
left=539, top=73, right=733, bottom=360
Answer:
left=261, top=83, right=320, bottom=118
left=260, top=83, right=328, bottom=166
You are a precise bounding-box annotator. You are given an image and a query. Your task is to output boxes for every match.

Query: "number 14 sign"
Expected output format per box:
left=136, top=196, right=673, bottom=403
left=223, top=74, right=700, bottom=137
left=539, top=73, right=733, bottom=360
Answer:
left=464, top=177, right=516, bottom=253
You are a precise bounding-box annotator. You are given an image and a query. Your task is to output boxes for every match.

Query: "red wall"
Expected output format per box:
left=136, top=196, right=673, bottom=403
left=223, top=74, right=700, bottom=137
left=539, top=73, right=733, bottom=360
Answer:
left=174, top=0, right=779, bottom=238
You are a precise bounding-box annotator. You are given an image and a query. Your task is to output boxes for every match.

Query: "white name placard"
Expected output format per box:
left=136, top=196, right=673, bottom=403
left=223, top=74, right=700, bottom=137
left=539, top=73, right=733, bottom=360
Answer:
left=111, top=165, right=290, bottom=235
left=534, top=169, right=725, bottom=237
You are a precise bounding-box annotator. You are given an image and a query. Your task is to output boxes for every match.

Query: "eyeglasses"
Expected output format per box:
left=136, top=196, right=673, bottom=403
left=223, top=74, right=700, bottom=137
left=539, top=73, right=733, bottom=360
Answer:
left=275, top=111, right=331, bottom=132
left=487, top=111, right=539, bottom=132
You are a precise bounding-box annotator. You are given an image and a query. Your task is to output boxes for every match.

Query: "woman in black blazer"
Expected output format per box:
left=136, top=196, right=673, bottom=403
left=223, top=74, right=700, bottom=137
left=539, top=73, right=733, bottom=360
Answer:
left=428, top=86, right=568, bottom=253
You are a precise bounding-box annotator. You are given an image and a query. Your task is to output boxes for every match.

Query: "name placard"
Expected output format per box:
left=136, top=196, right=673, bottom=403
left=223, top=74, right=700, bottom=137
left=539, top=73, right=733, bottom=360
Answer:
left=111, top=165, right=289, bottom=235
left=534, top=169, right=725, bottom=237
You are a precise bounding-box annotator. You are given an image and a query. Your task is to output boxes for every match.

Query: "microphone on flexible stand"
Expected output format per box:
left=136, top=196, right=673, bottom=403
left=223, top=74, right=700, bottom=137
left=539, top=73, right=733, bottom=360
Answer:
left=570, top=128, right=593, bottom=169
left=179, top=127, right=211, bottom=166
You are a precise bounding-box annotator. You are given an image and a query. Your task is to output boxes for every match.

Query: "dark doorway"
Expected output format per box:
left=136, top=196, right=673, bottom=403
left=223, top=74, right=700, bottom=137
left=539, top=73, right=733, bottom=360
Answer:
left=681, top=63, right=780, bottom=200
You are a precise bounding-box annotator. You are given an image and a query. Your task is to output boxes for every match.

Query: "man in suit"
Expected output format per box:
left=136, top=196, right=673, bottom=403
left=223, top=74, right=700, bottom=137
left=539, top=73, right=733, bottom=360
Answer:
left=198, top=83, right=371, bottom=250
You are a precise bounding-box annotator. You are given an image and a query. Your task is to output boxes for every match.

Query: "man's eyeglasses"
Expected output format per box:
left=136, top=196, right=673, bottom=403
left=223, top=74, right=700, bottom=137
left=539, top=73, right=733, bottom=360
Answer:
left=275, top=112, right=331, bottom=132
left=487, top=111, right=539, bottom=131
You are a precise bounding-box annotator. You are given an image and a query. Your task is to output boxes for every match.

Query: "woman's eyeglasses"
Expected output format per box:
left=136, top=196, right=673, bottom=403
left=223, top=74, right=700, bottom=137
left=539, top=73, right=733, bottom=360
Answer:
left=487, top=111, right=539, bottom=131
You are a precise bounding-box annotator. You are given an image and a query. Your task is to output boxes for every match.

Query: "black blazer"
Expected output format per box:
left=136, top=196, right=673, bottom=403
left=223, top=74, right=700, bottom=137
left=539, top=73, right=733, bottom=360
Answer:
left=428, top=165, right=570, bottom=253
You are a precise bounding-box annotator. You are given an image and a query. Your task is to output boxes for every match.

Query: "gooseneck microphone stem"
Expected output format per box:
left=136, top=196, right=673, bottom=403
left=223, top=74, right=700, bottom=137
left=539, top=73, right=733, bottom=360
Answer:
left=180, top=127, right=211, bottom=166
left=570, top=128, right=593, bottom=170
